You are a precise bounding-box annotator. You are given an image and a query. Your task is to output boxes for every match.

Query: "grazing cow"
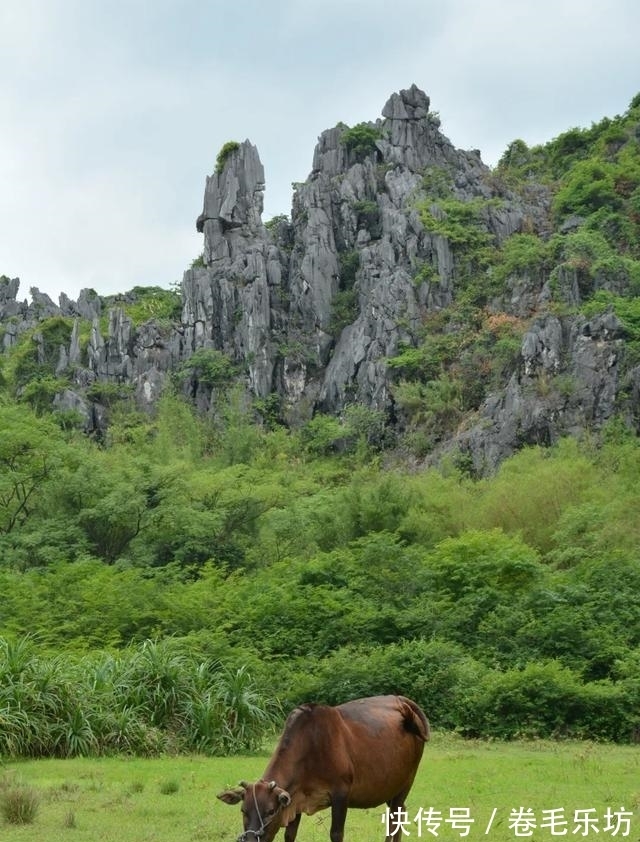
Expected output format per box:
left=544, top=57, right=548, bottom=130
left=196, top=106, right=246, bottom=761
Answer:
left=218, top=694, right=429, bottom=842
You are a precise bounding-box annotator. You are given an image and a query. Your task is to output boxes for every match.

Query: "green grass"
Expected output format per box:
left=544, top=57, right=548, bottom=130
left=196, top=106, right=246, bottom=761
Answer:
left=0, top=734, right=638, bottom=841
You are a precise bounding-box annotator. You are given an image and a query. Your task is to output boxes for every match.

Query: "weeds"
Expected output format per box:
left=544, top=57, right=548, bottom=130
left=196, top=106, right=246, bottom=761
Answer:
left=159, top=779, right=180, bottom=795
left=0, top=784, right=40, bottom=824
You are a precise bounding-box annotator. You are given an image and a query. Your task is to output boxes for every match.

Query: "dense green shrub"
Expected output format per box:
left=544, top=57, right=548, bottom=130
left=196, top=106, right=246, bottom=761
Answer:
left=215, top=140, right=240, bottom=174
left=330, top=288, right=358, bottom=333
left=120, top=285, right=182, bottom=325
left=352, top=200, right=382, bottom=237
left=86, top=380, right=135, bottom=407
left=4, top=317, right=73, bottom=390
left=338, top=249, right=359, bottom=288
left=340, top=123, right=381, bottom=158
left=492, top=233, right=551, bottom=283
left=418, top=198, right=493, bottom=252
left=468, top=661, right=638, bottom=741
left=422, top=165, right=454, bottom=197
left=20, top=376, right=70, bottom=414
left=583, top=290, right=640, bottom=341
left=174, top=347, right=239, bottom=389
left=292, top=639, right=487, bottom=731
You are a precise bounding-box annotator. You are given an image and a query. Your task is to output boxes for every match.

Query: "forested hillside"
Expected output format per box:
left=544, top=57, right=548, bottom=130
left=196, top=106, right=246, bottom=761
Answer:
left=0, top=393, right=639, bottom=751
left=1, top=89, right=640, bottom=754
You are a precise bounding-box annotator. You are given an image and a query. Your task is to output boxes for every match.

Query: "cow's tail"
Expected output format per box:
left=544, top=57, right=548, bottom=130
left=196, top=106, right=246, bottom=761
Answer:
left=399, top=696, right=431, bottom=742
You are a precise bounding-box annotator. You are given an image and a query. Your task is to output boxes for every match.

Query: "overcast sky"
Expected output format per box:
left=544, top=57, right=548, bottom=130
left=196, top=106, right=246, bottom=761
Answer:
left=1, top=0, right=639, bottom=304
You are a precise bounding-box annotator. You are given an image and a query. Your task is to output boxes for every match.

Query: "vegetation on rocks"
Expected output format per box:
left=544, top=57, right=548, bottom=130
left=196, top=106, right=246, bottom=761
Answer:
left=340, top=122, right=381, bottom=158
left=386, top=90, right=640, bottom=456
left=112, top=285, right=182, bottom=326
left=215, top=140, right=241, bottom=174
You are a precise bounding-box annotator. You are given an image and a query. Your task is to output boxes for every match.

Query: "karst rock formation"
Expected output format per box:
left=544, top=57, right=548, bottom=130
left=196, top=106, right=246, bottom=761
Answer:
left=2, top=84, right=637, bottom=472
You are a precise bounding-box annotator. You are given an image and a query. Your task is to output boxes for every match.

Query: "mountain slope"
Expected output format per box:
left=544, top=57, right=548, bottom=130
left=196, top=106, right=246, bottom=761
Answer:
left=1, top=85, right=639, bottom=472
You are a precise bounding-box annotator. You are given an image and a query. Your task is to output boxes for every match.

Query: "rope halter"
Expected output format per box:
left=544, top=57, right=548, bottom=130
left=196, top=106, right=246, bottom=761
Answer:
left=236, top=781, right=283, bottom=842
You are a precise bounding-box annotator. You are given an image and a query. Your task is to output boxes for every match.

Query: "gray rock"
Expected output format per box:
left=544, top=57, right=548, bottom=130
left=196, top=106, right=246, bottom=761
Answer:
left=451, top=311, right=626, bottom=473
left=29, top=287, right=60, bottom=318
left=2, top=84, right=638, bottom=472
left=59, top=289, right=102, bottom=321
left=0, top=276, right=25, bottom=320
left=52, top=388, right=95, bottom=432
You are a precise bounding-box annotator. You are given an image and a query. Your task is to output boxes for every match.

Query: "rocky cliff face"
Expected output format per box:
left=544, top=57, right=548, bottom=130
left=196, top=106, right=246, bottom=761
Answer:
left=2, top=84, right=637, bottom=471
left=455, top=311, right=633, bottom=473
left=180, top=85, right=548, bottom=425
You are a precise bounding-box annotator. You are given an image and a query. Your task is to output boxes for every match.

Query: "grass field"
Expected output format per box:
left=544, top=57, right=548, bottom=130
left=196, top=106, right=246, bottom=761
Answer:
left=1, top=734, right=638, bottom=841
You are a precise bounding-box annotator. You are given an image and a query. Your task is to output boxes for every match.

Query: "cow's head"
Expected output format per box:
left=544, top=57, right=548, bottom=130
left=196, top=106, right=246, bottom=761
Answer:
left=218, top=779, right=292, bottom=842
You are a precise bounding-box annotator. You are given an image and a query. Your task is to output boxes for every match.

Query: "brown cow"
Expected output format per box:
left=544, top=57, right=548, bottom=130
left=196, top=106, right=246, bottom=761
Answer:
left=218, top=694, right=429, bottom=842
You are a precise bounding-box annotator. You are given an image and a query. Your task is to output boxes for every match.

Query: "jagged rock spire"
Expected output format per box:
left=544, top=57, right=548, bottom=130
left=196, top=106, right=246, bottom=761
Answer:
left=2, top=84, right=633, bottom=472
left=196, top=140, right=266, bottom=263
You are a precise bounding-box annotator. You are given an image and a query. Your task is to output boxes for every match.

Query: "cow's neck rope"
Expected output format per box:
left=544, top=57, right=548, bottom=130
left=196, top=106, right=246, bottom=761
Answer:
left=236, top=782, right=280, bottom=842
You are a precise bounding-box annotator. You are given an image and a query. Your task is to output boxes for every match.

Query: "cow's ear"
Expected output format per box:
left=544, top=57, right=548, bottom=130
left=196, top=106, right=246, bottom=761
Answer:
left=217, top=787, right=244, bottom=805
left=278, top=789, right=292, bottom=807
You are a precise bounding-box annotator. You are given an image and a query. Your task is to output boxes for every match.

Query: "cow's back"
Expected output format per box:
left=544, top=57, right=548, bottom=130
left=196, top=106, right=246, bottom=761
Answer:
left=336, top=695, right=428, bottom=808
left=263, top=695, right=428, bottom=816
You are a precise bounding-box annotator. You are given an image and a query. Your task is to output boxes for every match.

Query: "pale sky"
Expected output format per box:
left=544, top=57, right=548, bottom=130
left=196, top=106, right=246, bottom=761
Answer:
left=1, top=0, right=639, bottom=303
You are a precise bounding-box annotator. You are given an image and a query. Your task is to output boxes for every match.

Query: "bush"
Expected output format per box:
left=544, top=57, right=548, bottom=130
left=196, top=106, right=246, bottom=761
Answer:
left=175, top=348, right=239, bottom=389
left=294, top=639, right=487, bottom=732
left=159, top=779, right=180, bottom=795
left=86, top=381, right=134, bottom=407
left=582, top=291, right=640, bottom=342
left=419, top=198, right=492, bottom=252
left=300, top=414, right=346, bottom=455
left=265, top=214, right=289, bottom=233
left=20, top=376, right=70, bottom=414
left=330, top=289, right=358, bottom=334
left=469, top=661, right=637, bottom=741
left=422, top=165, right=454, bottom=198
left=352, top=200, right=381, bottom=237
left=392, top=376, right=463, bottom=444
left=121, top=285, right=182, bottom=325
left=497, top=139, right=531, bottom=171
left=553, top=160, right=621, bottom=220
left=5, top=318, right=73, bottom=390
left=493, top=233, right=551, bottom=283
left=215, top=141, right=240, bottom=174
left=338, top=249, right=359, bottom=289
left=343, top=404, right=391, bottom=451
left=340, top=123, right=381, bottom=158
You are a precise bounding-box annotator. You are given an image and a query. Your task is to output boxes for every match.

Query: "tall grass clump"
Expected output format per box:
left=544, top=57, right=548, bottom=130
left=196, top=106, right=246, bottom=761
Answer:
left=0, top=635, right=280, bottom=759
left=0, top=784, right=40, bottom=824
left=159, top=778, right=180, bottom=795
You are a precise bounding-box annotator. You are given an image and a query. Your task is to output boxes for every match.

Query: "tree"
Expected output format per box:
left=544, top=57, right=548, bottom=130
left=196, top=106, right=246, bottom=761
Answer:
left=339, top=123, right=381, bottom=159
left=0, top=406, right=66, bottom=535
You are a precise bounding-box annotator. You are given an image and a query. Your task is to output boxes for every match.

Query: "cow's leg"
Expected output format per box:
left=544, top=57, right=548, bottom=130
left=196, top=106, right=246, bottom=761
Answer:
left=329, top=793, right=348, bottom=842
left=386, top=791, right=410, bottom=842
left=284, top=813, right=302, bottom=842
